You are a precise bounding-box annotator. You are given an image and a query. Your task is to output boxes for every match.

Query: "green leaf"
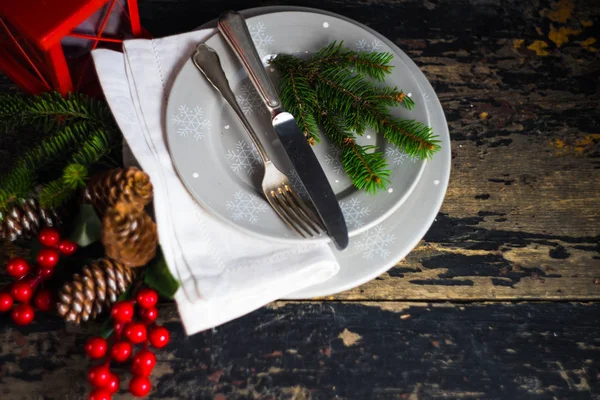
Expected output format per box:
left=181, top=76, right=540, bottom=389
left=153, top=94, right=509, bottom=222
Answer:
left=144, top=247, right=180, bottom=299
left=67, top=204, right=102, bottom=247
left=100, top=318, right=115, bottom=339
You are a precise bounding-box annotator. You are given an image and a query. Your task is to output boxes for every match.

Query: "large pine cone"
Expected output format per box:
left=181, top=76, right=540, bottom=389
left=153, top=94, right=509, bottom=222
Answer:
left=0, top=197, right=61, bottom=242
left=84, top=167, right=153, bottom=216
left=56, top=258, right=135, bottom=323
left=102, top=202, right=158, bottom=268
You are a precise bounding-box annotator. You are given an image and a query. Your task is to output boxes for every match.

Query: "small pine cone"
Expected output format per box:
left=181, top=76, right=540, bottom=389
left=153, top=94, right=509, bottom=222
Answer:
left=56, top=258, right=135, bottom=323
left=84, top=167, right=153, bottom=216
left=102, top=202, right=158, bottom=268
left=0, top=197, right=61, bottom=242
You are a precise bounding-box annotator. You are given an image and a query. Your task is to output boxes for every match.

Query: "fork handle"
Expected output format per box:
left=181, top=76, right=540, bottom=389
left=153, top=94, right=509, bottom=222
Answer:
left=218, top=10, right=281, bottom=110
left=192, top=44, right=271, bottom=163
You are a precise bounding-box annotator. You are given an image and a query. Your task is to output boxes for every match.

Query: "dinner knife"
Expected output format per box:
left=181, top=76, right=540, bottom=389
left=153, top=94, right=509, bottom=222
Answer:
left=217, top=10, right=349, bottom=250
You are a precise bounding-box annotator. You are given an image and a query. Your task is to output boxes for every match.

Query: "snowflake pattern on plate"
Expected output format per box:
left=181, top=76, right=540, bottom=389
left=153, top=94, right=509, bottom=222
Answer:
left=249, top=21, right=274, bottom=57
left=236, top=83, right=266, bottom=116
left=356, top=38, right=382, bottom=52
left=287, top=168, right=309, bottom=198
left=355, top=225, right=396, bottom=260
left=340, top=198, right=371, bottom=229
left=226, top=140, right=260, bottom=174
left=172, top=105, right=211, bottom=140
left=226, top=191, right=268, bottom=224
left=385, top=146, right=414, bottom=166
left=324, top=147, right=344, bottom=175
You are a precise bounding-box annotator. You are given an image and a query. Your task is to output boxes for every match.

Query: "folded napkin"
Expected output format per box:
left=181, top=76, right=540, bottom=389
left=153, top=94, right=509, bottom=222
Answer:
left=91, top=28, right=339, bottom=335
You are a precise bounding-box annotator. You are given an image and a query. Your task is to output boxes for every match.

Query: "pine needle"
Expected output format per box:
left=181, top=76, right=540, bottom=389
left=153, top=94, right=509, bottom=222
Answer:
left=38, top=180, right=76, bottom=209
left=320, top=110, right=390, bottom=193
left=271, top=42, right=441, bottom=193
left=309, top=41, right=394, bottom=81
left=0, top=92, right=121, bottom=212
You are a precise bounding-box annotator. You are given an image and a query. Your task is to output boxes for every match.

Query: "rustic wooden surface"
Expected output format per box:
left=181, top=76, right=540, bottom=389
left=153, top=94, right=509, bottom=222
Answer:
left=1, top=0, right=599, bottom=398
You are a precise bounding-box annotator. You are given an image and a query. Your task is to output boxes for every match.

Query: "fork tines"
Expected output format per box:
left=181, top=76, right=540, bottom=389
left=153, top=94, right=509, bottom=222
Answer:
left=268, top=185, right=325, bottom=238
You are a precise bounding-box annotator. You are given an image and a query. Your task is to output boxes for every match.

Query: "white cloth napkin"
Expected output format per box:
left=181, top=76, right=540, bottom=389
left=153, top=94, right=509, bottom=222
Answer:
left=91, top=29, right=339, bottom=335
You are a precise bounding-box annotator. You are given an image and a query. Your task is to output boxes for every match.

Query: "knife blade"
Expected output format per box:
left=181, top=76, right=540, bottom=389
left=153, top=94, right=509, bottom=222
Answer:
left=217, top=10, right=349, bottom=250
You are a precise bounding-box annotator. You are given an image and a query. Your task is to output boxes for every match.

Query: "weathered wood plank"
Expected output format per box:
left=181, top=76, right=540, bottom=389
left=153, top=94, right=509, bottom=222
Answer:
left=136, top=0, right=600, bottom=300
left=331, top=0, right=600, bottom=300
left=134, top=0, right=594, bottom=301
left=1, top=0, right=599, bottom=300
left=1, top=301, right=599, bottom=399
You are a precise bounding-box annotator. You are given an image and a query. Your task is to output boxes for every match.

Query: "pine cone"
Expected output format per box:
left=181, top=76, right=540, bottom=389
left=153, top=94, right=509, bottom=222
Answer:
left=84, top=167, right=153, bottom=216
left=102, top=202, right=158, bottom=268
left=0, top=197, right=61, bottom=242
left=56, top=258, right=135, bottom=323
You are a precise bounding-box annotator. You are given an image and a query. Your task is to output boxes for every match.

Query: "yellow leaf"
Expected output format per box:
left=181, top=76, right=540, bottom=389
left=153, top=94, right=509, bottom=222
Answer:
left=548, top=24, right=581, bottom=47
left=528, top=40, right=550, bottom=56
left=513, top=39, right=524, bottom=50
left=581, top=37, right=598, bottom=52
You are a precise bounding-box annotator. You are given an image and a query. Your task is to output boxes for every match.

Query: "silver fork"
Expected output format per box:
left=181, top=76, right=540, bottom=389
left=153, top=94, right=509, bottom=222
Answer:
left=192, top=44, right=325, bottom=238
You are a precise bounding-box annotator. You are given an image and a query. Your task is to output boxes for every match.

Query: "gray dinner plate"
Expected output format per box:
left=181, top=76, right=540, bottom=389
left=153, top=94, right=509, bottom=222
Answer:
left=165, top=11, right=429, bottom=243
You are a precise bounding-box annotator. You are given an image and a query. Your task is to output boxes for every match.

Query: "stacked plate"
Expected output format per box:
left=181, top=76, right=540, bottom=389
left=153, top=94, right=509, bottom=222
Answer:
left=164, top=6, right=450, bottom=298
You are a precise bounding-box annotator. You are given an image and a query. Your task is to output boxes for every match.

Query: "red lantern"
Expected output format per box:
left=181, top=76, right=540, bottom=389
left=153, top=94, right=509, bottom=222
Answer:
left=0, top=0, right=149, bottom=96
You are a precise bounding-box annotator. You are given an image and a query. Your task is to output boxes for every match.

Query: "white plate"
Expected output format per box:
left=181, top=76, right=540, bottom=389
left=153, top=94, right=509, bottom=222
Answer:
left=165, top=11, right=430, bottom=243
left=219, top=7, right=451, bottom=298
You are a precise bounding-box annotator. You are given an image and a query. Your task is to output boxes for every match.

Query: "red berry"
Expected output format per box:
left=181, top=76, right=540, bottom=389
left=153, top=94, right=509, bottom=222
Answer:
left=11, top=281, right=33, bottom=303
left=11, top=303, right=34, bottom=325
left=85, top=337, right=108, bottom=359
left=6, top=258, right=30, bottom=279
left=58, top=239, right=78, bottom=256
left=111, top=340, right=133, bottom=362
left=0, top=293, right=14, bottom=312
left=88, top=389, right=112, bottom=400
left=124, top=322, right=147, bottom=344
left=129, top=376, right=151, bottom=397
left=36, top=248, right=60, bottom=269
left=107, top=373, right=120, bottom=394
left=149, top=326, right=170, bottom=349
left=39, top=228, right=61, bottom=247
left=131, top=349, right=156, bottom=376
left=88, top=365, right=111, bottom=388
left=111, top=301, right=134, bottom=322
left=33, top=288, right=54, bottom=311
left=38, top=266, right=54, bottom=280
left=139, top=307, right=158, bottom=323
left=136, top=288, right=158, bottom=309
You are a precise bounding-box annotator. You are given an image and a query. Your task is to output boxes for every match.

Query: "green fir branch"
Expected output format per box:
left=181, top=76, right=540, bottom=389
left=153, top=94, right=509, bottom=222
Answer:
left=38, top=180, right=76, bottom=210
left=0, top=92, right=121, bottom=213
left=309, top=41, right=394, bottom=81
left=271, top=42, right=441, bottom=193
left=70, top=128, right=117, bottom=167
left=62, top=164, right=89, bottom=190
left=320, top=111, right=390, bottom=194
left=312, top=68, right=439, bottom=157
left=0, top=92, right=112, bottom=133
left=277, top=59, right=321, bottom=144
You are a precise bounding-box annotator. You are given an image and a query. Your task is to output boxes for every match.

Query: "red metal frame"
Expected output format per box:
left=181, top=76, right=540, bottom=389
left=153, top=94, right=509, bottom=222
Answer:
left=0, top=0, right=147, bottom=95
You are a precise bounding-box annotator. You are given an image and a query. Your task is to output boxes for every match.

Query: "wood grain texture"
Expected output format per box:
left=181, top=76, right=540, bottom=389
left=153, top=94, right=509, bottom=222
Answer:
left=1, top=0, right=599, bottom=398
left=1, top=302, right=600, bottom=399
left=0, top=0, right=598, bottom=299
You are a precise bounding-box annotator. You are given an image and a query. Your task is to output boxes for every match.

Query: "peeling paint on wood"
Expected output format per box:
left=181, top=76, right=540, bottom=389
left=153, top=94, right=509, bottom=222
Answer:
left=1, top=0, right=599, bottom=398
left=1, top=302, right=599, bottom=399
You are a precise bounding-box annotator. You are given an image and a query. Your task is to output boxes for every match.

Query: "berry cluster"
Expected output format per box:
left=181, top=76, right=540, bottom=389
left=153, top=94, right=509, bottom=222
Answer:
left=86, top=288, right=170, bottom=399
left=0, top=228, right=77, bottom=325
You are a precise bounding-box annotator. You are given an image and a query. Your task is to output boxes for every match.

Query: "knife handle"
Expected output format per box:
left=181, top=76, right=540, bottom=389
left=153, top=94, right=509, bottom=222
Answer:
left=218, top=11, right=281, bottom=110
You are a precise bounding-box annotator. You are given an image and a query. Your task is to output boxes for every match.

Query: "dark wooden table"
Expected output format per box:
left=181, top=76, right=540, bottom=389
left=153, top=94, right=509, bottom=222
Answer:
left=1, top=0, right=599, bottom=399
